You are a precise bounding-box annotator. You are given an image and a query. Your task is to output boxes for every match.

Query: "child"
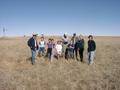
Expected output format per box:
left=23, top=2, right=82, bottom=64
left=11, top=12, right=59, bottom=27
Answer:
left=88, top=35, right=96, bottom=65
left=47, top=38, right=55, bottom=61
left=55, top=41, right=62, bottom=59
left=38, top=37, right=46, bottom=56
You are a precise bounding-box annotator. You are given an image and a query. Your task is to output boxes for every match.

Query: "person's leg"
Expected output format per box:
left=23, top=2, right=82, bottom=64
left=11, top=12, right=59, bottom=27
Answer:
left=38, top=47, right=42, bottom=56
left=41, top=47, right=45, bottom=56
left=73, top=49, right=75, bottom=59
left=69, top=50, right=73, bottom=59
left=51, top=48, right=56, bottom=61
left=42, top=47, right=45, bottom=56
left=63, top=44, right=67, bottom=57
left=46, top=48, right=49, bottom=57
left=79, top=48, right=84, bottom=62
left=62, top=44, right=65, bottom=55
left=51, top=51, right=54, bottom=62
left=88, top=52, right=91, bottom=64
left=49, top=48, right=52, bottom=60
left=90, top=51, right=95, bottom=64
left=75, top=49, right=78, bottom=60
left=65, top=48, right=68, bottom=60
left=72, top=49, right=74, bottom=59
left=31, top=50, right=36, bottom=65
left=47, top=48, right=50, bottom=60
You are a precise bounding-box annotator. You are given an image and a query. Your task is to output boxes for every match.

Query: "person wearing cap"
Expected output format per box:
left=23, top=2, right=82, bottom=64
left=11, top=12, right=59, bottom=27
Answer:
left=62, top=33, right=69, bottom=59
left=88, top=35, right=96, bottom=65
left=27, top=33, right=39, bottom=65
left=75, top=34, right=85, bottom=62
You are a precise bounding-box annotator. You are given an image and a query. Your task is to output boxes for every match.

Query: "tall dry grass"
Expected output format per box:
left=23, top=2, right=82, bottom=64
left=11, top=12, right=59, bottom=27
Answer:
left=0, top=36, right=120, bottom=90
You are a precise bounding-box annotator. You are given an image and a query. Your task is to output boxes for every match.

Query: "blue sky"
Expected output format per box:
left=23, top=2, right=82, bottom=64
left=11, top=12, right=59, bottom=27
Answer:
left=0, top=0, right=120, bottom=36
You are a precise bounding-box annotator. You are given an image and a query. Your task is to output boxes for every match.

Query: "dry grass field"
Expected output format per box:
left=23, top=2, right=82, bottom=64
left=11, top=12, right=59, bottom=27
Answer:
left=0, top=36, right=120, bottom=90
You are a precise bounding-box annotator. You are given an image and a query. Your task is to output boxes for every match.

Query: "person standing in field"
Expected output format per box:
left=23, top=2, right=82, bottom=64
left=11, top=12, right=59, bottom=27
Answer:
left=66, top=40, right=74, bottom=59
left=71, top=33, right=79, bottom=59
left=46, top=38, right=55, bottom=61
left=38, top=37, right=46, bottom=57
left=55, top=40, right=63, bottom=60
left=75, top=35, right=85, bottom=62
left=88, top=35, right=96, bottom=65
left=27, top=33, right=39, bottom=65
left=62, top=33, right=69, bottom=59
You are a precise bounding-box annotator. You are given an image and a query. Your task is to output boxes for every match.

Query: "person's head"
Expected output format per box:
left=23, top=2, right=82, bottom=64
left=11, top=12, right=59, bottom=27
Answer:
left=48, top=38, right=52, bottom=42
left=41, top=37, right=44, bottom=41
left=41, top=34, right=44, bottom=37
left=51, top=39, right=54, bottom=43
left=73, top=33, right=76, bottom=37
left=88, top=35, right=93, bottom=40
left=57, top=41, right=61, bottom=44
left=32, top=34, right=38, bottom=40
left=79, top=34, right=83, bottom=40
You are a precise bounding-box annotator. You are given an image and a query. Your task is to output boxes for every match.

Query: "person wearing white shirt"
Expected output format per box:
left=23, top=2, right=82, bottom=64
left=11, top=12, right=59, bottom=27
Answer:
left=38, top=37, right=46, bottom=56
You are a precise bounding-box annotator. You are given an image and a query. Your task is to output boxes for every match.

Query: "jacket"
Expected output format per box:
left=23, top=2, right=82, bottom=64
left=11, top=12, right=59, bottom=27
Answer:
left=88, top=40, right=96, bottom=52
left=75, top=39, right=84, bottom=50
left=27, top=37, right=38, bottom=51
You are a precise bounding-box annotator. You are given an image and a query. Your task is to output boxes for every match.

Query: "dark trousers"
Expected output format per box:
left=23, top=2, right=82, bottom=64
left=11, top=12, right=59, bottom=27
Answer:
left=47, top=48, right=52, bottom=60
left=75, top=48, right=84, bottom=62
left=65, top=48, right=68, bottom=60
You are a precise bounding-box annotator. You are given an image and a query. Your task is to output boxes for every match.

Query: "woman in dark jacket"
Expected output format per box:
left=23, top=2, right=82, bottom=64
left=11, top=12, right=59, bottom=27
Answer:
left=75, top=35, right=85, bottom=62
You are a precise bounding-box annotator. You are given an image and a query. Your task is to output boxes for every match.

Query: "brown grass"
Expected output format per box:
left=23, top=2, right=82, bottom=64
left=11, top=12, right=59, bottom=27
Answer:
left=0, top=36, right=120, bottom=90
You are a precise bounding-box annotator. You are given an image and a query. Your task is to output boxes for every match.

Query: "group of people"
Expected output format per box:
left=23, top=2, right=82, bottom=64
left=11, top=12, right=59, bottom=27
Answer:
left=27, top=33, right=96, bottom=65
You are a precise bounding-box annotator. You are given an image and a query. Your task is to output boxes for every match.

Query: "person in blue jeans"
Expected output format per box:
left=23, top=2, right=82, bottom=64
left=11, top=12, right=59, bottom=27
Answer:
left=88, top=35, right=96, bottom=65
left=28, top=33, right=39, bottom=65
left=38, top=37, right=46, bottom=57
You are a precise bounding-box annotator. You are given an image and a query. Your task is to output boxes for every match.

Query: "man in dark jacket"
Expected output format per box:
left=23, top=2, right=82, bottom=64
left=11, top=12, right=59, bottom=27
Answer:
left=28, top=33, right=39, bottom=65
left=75, top=35, right=85, bottom=62
left=88, top=35, right=96, bottom=65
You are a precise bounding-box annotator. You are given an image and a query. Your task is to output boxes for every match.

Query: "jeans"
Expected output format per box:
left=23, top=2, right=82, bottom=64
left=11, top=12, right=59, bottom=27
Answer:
left=31, top=50, right=37, bottom=65
left=39, top=47, right=45, bottom=56
left=88, top=51, right=95, bottom=64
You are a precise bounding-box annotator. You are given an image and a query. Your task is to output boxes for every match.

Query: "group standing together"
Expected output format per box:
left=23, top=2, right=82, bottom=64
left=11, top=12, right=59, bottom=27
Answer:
left=27, top=33, right=96, bottom=65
